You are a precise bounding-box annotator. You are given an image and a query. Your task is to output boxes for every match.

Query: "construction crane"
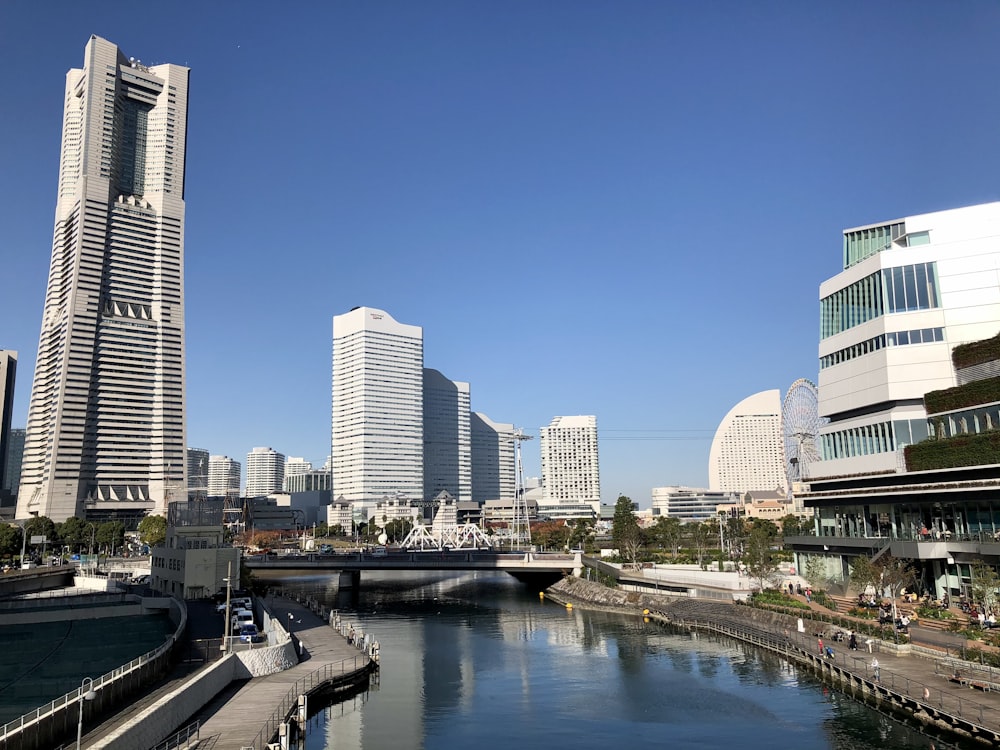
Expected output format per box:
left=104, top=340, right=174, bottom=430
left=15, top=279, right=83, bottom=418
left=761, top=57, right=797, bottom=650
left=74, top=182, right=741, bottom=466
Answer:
left=509, top=428, right=533, bottom=550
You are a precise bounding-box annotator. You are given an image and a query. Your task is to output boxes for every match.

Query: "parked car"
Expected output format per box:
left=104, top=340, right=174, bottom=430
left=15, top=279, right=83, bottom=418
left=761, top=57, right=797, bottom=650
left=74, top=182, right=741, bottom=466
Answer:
left=239, top=624, right=265, bottom=643
left=231, top=609, right=254, bottom=632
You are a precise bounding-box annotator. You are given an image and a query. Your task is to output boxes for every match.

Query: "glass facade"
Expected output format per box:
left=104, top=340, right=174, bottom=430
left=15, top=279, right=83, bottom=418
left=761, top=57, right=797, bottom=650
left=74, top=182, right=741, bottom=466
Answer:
left=928, top=402, right=1000, bottom=438
left=820, top=327, right=944, bottom=369
left=819, top=417, right=931, bottom=460
left=820, top=262, right=940, bottom=339
left=843, top=221, right=904, bottom=268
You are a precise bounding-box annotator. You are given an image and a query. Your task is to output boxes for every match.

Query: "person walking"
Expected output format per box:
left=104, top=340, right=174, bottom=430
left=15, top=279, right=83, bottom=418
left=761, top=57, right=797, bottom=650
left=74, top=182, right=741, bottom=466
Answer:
left=849, top=631, right=858, bottom=651
left=871, top=657, right=880, bottom=682
left=818, top=637, right=824, bottom=655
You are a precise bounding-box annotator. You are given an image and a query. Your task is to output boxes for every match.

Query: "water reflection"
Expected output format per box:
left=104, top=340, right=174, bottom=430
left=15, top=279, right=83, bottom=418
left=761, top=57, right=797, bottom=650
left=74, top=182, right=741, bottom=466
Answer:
left=257, top=571, right=965, bottom=750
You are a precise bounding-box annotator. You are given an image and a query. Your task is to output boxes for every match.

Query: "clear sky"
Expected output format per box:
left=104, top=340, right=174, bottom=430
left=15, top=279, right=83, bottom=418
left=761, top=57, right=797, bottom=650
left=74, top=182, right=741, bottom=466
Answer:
left=2, top=2, right=999, bottom=507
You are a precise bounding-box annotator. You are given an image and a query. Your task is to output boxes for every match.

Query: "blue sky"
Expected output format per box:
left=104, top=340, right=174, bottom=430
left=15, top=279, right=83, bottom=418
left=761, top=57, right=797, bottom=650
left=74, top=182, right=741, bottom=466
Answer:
left=2, top=2, right=999, bottom=507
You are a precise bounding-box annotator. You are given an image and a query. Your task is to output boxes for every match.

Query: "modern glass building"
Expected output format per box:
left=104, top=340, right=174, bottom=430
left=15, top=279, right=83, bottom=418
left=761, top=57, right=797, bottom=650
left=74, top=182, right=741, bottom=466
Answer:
left=17, top=36, right=189, bottom=523
left=0, top=351, right=15, bottom=504
left=331, top=307, right=424, bottom=503
left=186, top=448, right=209, bottom=501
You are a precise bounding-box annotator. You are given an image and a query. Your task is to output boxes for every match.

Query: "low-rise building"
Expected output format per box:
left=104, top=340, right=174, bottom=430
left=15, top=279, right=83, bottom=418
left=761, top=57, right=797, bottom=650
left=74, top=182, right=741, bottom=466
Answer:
left=150, top=500, right=240, bottom=600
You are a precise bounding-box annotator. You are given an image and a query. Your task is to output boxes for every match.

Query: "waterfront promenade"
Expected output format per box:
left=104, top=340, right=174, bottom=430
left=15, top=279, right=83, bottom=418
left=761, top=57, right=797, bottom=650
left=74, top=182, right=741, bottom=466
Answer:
left=190, top=596, right=374, bottom=750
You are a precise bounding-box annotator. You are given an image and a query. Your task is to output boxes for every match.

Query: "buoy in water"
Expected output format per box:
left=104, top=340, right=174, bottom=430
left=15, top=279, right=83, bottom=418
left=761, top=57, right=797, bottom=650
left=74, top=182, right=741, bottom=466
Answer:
left=566, top=602, right=573, bottom=609
left=539, top=592, right=545, bottom=599
left=643, top=609, right=650, bottom=616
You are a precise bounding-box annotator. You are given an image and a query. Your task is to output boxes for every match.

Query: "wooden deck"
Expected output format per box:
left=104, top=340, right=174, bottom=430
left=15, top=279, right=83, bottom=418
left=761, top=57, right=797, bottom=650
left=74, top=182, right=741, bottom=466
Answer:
left=195, top=596, right=374, bottom=750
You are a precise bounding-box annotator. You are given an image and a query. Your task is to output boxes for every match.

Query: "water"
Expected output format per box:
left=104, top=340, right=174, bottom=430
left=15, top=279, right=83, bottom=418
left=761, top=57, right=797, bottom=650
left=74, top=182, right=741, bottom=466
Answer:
left=265, top=571, right=959, bottom=750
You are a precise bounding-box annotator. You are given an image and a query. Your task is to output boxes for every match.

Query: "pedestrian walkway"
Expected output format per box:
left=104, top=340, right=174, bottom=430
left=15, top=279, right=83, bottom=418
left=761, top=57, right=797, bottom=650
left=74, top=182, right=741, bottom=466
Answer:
left=193, top=596, right=373, bottom=750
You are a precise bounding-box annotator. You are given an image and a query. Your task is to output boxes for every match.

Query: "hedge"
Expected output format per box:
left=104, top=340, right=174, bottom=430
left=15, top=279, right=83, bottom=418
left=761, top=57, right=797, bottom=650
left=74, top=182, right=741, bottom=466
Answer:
left=905, top=431, right=1000, bottom=471
left=952, top=331, right=1000, bottom=370
left=924, top=375, right=1000, bottom=415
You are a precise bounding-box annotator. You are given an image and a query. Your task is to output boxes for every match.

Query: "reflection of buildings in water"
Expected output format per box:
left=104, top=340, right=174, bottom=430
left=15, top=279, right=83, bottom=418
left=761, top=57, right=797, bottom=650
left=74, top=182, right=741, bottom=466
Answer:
left=320, top=690, right=367, bottom=749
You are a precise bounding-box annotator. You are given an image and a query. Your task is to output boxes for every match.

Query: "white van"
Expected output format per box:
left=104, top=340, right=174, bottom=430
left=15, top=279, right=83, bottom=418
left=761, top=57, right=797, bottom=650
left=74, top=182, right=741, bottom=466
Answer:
left=231, top=609, right=254, bottom=632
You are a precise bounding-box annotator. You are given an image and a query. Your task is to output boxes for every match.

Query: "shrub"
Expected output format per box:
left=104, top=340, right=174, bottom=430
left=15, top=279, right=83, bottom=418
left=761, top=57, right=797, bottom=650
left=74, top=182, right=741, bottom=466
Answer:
left=812, top=590, right=837, bottom=611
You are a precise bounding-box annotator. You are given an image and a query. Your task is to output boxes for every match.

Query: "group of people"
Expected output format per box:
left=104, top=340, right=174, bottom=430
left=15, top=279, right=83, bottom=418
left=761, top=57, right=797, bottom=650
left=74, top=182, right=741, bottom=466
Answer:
left=970, top=608, right=999, bottom=629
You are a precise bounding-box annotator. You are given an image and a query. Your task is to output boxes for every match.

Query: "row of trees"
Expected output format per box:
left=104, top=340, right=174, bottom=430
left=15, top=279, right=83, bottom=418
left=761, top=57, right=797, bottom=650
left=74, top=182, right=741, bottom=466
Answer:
left=0, top=515, right=168, bottom=560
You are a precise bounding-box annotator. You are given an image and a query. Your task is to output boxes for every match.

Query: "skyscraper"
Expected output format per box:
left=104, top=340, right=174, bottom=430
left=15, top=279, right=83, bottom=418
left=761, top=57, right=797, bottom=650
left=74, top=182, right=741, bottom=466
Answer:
left=422, top=369, right=471, bottom=502
left=17, top=36, right=189, bottom=523
left=0, top=351, right=16, bottom=503
left=207, top=455, right=241, bottom=500
left=332, top=307, right=424, bottom=503
left=246, top=447, right=285, bottom=497
left=539, top=415, right=601, bottom=517
left=187, top=448, right=209, bottom=500
left=707, top=390, right=785, bottom=494
left=470, top=412, right=516, bottom=503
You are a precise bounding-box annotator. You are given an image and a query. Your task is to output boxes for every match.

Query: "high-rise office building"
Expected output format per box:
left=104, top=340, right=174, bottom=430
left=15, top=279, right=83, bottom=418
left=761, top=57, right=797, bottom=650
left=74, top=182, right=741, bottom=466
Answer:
left=187, top=448, right=209, bottom=500
left=707, top=390, right=786, bottom=494
left=207, top=455, right=241, bottom=500
left=3, top=429, right=26, bottom=501
left=470, top=412, right=516, bottom=503
left=423, top=369, right=471, bottom=502
left=17, top=36, right=189, bottom=523
left=814, top=201, right=1000, bottom=478
left=246, top=447, right=285, bottom=497
left=332, top=307, right=424, bottom=503
left=539, top=415, right=601, bottom=517
left=0, top=351, right=16, bottom=503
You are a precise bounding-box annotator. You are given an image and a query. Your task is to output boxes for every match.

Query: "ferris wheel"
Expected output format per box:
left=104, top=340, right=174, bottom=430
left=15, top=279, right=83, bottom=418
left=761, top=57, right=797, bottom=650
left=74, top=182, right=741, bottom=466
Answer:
left=782, top=378, right=824, bottom=486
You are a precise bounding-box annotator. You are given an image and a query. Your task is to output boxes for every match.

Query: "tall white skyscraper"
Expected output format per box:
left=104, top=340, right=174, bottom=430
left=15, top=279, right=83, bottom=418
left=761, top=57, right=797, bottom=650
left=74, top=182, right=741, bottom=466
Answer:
left=17, top=36, right=189, bottom=523
left=422, top=369, right=471, bottom=502
left=332, top=307, right=424, bottom=503
left=207, top=455, right=241, bottom=500
left=246, top=447, right=285, bottom=497
left=707, top=389, right=785, bottom=494
left=539, top=415, right=601, bottom=516
left=470, top=412, right=516, bottom=503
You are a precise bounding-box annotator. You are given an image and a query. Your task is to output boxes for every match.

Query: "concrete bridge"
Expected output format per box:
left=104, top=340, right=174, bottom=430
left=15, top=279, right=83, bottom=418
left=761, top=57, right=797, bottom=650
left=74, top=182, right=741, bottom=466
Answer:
left=244, top=549, right=584, bottom=588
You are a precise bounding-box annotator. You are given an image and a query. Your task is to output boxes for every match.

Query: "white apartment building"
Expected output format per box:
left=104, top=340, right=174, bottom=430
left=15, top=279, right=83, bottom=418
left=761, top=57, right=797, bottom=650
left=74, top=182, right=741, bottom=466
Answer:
left=815, top=201, right=1000, bottom=477
left=284, top=457, right=312, bottom=480
left=332, top=307, right=424, bottom=503
left=651, top=486, right=739, bottom=522
left=707, top=390, right=786, bottom=494
left=423, top=369, right=471, bottom=502
left=539, top=415, right=601, bottom=518
left=207, top=455, right=241, bottom=500
left=246, top=447, right=285, bottom=498
left=470, top=412, right=516, bottom=503
left=17, top=36, right=189, bottom=522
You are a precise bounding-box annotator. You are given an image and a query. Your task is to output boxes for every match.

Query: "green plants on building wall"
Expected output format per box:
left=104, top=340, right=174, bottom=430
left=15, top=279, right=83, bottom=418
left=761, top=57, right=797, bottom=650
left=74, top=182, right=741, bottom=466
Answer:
left=924, top=375, right=1000, bottom=415
left=951, top=331, right=1000, bottom=370
left=905, top=431, right=1000, bottom=471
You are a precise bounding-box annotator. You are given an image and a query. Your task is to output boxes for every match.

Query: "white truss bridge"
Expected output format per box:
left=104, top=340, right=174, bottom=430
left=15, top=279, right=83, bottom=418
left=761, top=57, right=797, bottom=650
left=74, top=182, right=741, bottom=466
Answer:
left=398, top=523, right=495, bottom=551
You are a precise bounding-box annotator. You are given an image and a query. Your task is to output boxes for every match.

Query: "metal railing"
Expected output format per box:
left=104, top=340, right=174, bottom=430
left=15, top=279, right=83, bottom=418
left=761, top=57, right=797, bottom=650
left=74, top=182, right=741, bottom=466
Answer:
left=671, top=615, right=1000, bottom=731
left=150, top=720, right=199, bottom=750
left=246, top=656, right=371, bottom=750
left=0, top=597, right=186, bottom=745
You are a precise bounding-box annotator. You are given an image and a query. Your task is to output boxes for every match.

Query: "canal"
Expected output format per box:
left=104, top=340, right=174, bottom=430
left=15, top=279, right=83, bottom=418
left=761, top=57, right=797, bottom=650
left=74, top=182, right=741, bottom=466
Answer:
left=264, top=570, right=965, bottom=749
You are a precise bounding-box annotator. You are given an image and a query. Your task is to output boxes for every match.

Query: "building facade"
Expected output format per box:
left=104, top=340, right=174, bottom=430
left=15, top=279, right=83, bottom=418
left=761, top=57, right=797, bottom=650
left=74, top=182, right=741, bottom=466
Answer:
left=331, top=307, right=424, bottom=503
left=18, top=36, right=189, bottom=523
left=245, top=447, right=285, bottom=498
left=0, top=351, right=15, bottom=504
left=470, top=412, right=516, bottom=504
left=207, top=455, right=241, bottom=500
left=187, top=448, right=209, bottom=501
left=3, top=429, right=25, bottom=503
left=815, top=202, right=1000, bottom=478
left=650, top=486, right=739, bottom=523
left=539, top=415, right=601, bottom=518
left=422, top=369, right=471, bottom=503
left=707, top=390, right=785, bottom=494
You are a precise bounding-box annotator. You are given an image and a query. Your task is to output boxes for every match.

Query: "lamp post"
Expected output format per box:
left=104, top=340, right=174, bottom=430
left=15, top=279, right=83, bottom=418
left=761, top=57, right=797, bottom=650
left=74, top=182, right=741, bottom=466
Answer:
left=76, top=676, right=97, bottom=749
left=222, top=561, right=233, bottom=654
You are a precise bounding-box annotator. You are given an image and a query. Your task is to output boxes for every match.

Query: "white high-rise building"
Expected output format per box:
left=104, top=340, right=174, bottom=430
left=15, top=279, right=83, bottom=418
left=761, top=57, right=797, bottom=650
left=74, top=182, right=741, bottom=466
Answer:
left=815, top=201, right=1000, bottom=477
left=282, top=457, right=313, bottom=491
left=332, top=307, right=424, bottom=503
left=539, top=415, right=601, bottom=518
left=470, top=412, right=516, bottom=503
left=708, top=390, right=785, bottom=494
left=423, top=369, right=471, bottom=502
left=207, top=455, right=241, bottom=500
left=246, top=447, right=285, bottom=497
left=17, top=36, right=189, bottom=523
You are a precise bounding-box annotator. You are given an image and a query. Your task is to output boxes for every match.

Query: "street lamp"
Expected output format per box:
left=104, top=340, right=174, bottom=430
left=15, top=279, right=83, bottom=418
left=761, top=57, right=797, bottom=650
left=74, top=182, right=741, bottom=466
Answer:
left=76, top=677, right=97, bottom=749
left=222, top=561, right=233, bottom=654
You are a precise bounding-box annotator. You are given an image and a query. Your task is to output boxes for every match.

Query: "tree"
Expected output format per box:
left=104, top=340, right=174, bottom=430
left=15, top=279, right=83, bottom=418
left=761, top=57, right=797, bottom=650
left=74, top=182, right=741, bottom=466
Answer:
left=744, top=525, right=780, bottom=590
left=137, top=515, right=167, bottom=548
left=804, top=555, right=829, bottom=592
left=0, top=524, right=22, bottom=558
left=57, top=517, right=90, bottom=552
left=95, top=521, right=125, bottom=555
left=651, top=516, right=682, bottom=558
left=612, top=495, right=643, bottom=565
left=567, top=519, right=595, bottom=551
left=970, top=560, right=1000, bottom=612
left=778, top=514, right=803, bottom=538
left=687, top=520, right=715, bottom=570
left=23, top=516, right=57, bottom=545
